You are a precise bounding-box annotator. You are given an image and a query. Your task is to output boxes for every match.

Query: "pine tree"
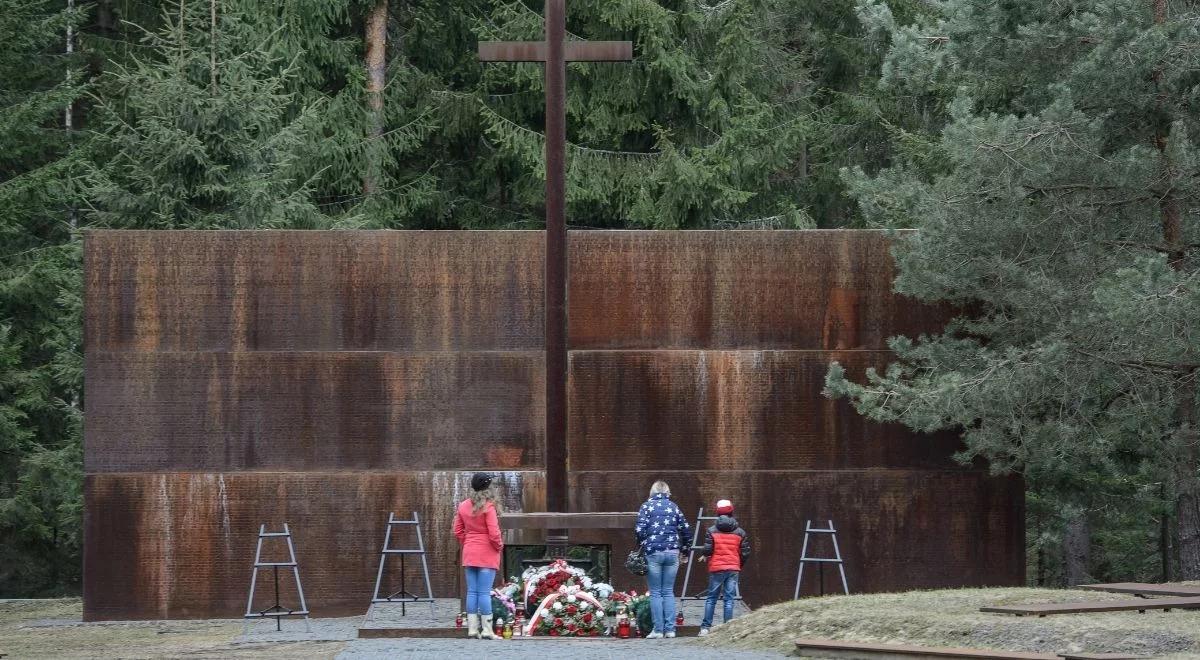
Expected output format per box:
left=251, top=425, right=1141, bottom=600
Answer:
left=827, top=0, right=1200, bottom=579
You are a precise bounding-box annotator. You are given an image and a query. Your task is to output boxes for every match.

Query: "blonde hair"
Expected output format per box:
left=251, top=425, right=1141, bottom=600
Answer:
left=649, top=480, right=671, bottom=498
left=471, top=487, right=498, bottom=515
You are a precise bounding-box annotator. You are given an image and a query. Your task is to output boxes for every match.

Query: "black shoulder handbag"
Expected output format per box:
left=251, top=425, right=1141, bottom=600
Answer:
left=624, top=546, right=648, bottom=576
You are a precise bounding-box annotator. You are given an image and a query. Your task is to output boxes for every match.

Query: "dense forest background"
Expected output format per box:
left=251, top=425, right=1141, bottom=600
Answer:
left=2, top=0, right=1198, bottom=596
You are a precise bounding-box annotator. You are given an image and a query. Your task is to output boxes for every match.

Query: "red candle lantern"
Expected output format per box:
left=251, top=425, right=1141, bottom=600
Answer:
left=617, top=617, right=631, bottom=638
left=675, top=612, right=684, bottom=627
left=455, top=612, right=464, bottom=628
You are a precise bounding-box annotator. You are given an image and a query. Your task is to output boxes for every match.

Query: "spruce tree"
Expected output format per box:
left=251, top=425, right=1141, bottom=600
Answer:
left=82, top=1, right=331, bottom=229
left=344, top=0, right=817, bottom=229
left=827, top=0, right=1200, bottom=579
left=0, top=0, right=86, bottom=595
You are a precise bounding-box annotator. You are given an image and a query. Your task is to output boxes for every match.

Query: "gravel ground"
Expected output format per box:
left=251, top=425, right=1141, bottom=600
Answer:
left=0, top=598, right=765, bottom=659
left=363, top=597, right=752, bottom=629
left=12, top=588, right=1199, bottom=659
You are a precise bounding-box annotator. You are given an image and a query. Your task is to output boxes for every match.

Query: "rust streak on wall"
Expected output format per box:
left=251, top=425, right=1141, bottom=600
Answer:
left=85, top=231, right=545, bottom=352
left=568, top=230, right=950, bottom=349
left=83, top=229, right=1023, bottom=621
left=568, top=470, right=1025, bottom=603
left=569, top=350, right=965, bottom=472
left=85, top=351, right=544, bottom=472
left=83, top=472, right=546, bottom=620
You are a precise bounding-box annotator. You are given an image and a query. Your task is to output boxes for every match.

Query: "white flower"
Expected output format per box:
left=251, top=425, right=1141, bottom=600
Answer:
left=582, top=577, right=593, bottom=588
left=596, top=611, right=605, bottom=618
left=566, top=594, right=577, bottom=603
left=593, top=583, right=614, bottom=598
left=552, top=602, right=563, bottom=611
left=579, top=601, right=590, bottom=610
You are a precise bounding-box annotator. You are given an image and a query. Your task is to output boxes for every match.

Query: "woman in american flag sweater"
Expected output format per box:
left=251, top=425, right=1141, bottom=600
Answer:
left=634, top=480, right=692, bottom=638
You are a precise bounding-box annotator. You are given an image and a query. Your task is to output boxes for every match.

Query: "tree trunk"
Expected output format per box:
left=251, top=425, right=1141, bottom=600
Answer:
left=1152, top=0, right=1200, bottom=580
left=66, top=0, right=76, bottom=229
left=1175, top=410, right=1200, bottom=579
left=96, top=0, right=116, bottom=33
left=210, top=0, right=218, bottom=90
left=1035, top=509, right=1047, bottom=587
left=363, top=0, right=387, bottom=196
left=1063, top=510, right=1091, bottom=586
left=1161, top=483, right=1173, bottom=583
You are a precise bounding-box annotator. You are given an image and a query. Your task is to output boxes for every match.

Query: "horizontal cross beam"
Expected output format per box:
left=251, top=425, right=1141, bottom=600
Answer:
left=499, top=512, right=637, bottom=529
left=478, top=40, right=633, bottom=62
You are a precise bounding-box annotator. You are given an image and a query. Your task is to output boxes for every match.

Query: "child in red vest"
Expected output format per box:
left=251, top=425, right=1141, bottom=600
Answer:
left=697, top=499, right=749, bottom=636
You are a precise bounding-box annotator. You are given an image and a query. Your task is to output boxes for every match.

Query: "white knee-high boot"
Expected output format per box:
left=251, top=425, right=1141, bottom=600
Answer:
left=467, top=613, right=481, bottom=639
left=479, top=613, right=496, bottom=639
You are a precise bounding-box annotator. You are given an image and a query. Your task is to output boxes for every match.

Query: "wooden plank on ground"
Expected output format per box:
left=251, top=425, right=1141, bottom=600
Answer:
left=980, top=596, right=1200, bottom=616
left=1057, top=654, right=1149, bottom=660
left=1076, top=582, right=1200, bottom=598
left=793, top=638, right=1056, bottom=660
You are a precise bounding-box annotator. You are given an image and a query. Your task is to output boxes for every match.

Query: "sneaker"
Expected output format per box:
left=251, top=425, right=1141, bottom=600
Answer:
left=645, top=631, right=664, bottom=639
left=697, top=628, right=709, bottom=637
left=665, top=631, right=676, bottom=638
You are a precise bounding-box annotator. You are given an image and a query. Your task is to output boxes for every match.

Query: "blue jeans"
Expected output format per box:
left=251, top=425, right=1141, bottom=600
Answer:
left=464, top=567, right=496, bottom=615
left=701, top=571, right=739, bottom=628
left=645, top=550, right=680, bottom=633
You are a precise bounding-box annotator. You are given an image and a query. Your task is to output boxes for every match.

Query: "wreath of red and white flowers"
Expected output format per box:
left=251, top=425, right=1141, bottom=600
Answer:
left=525, top=584, right=606, bottom=636
left=520, top=559, right=591, bottom=611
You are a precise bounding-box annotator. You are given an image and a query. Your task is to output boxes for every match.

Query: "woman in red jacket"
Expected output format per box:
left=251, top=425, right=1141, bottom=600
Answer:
left=453, top=472, right=504, bottom=639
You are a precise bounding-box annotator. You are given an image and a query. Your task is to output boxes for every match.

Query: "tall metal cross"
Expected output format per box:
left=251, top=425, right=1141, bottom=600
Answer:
left=479, top=2, right=632, bottom=521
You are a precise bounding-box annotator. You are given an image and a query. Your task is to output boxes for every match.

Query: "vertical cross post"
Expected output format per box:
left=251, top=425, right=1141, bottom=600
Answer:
left=544, top=0, right=569, bottom=537
left=478, top=3, right=633, bottom=538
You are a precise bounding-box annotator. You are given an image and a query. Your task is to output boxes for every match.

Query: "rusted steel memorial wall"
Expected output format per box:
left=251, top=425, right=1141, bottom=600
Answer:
left=82, top=230, right=1024, bottom=620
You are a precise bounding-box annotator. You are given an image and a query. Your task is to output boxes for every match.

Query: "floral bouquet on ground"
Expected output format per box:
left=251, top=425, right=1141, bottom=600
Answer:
left=629, top=592, right=653, bottom=634
left=491, top=579, right=520, bottom=622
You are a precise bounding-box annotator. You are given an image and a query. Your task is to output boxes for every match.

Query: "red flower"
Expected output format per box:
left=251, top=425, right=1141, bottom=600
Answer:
left=549, top=629, right=560, bottom=637
left=577, top=629, right=588, bottom=636
left=553, top=617, right=563, bottom=627
left=567, top=605, right=578, bottom=615
left=590, top=630, right=599, bottom=637
left=582, top=613, right=593, bottom=623
left=567, top=623, right=577, bottom=632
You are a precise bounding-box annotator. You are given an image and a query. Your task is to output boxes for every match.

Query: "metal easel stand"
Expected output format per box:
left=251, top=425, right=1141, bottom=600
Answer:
left=243, top=523, right=311, bottom=634
left=371, top=511, right=436, bottom=619
left=793, top=519, right=850, bottom=599
left=680, top=507, right=745, bottom=602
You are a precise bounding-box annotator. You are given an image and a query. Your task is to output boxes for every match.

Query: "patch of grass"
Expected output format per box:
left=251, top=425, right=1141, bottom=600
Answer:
left=699, top=587, right=1200, bottom=658
left=0, top=599, right=343, bottom=659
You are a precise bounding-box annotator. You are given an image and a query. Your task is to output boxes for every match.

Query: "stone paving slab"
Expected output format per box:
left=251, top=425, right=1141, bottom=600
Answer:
left=337, top=637, right=788, bottom=659
left=361, top=596, right=753, bottom=633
